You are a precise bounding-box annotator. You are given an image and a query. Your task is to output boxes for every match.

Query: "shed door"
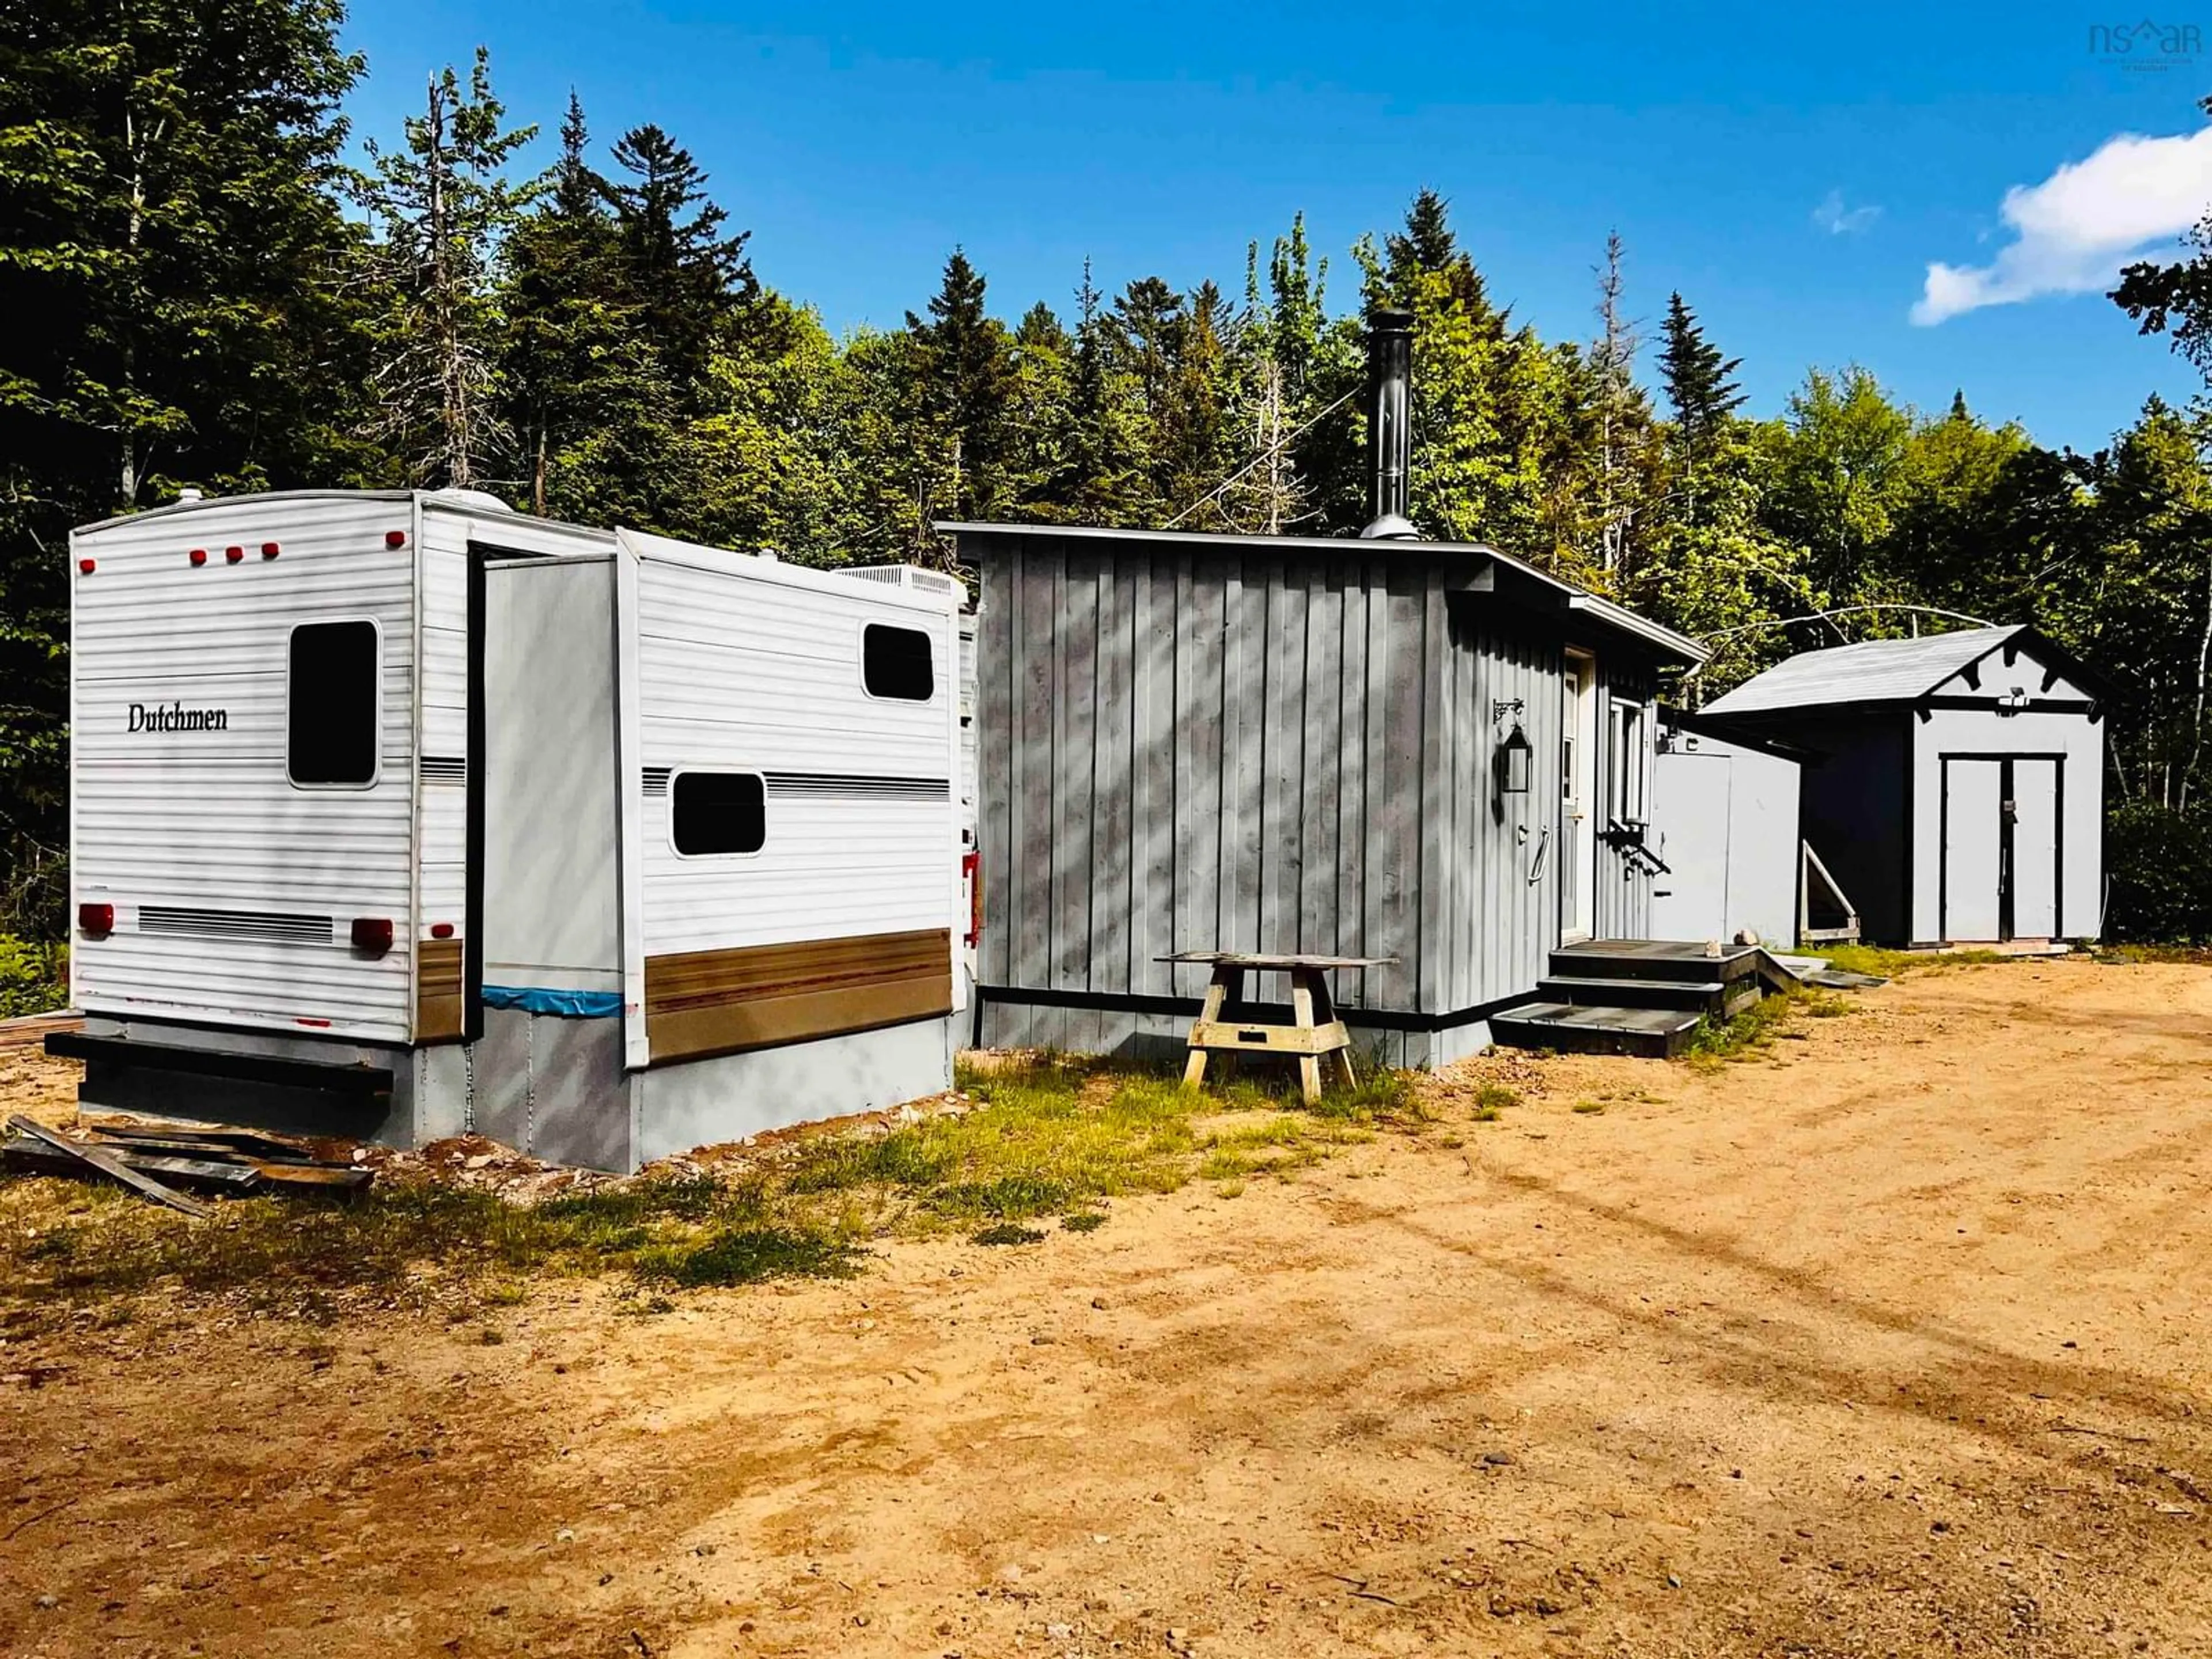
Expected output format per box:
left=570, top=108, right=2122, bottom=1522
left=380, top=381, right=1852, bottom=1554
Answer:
left=2009, top=758, right=2060, bottom=940
left=1941, top=759, right=2003, bottom=942
left=1650, top=751, right=1730, bottom=942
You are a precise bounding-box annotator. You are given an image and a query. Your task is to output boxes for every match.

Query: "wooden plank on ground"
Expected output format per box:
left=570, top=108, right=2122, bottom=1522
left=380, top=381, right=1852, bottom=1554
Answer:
left=82, top=1122, right=318, bottom=1164
left=5, top=1116, right=213, bottom=1217
left=3, top=1138, right=263, bottom=1194
left=247, top=1160, right=373, bottom=1192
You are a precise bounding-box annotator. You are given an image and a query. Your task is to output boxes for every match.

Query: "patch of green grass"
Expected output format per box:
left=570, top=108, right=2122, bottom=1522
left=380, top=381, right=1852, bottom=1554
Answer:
left=1815, top=944, right=2010, bottom=978
left=1306, top=1065, right=1428, bottom=1124
left=1572, top=1100, right=1605, bottom=1115
left=2093, top=942, right=2212, bottom=965
left=785, top=1065, right=1199, bottom=1225
left=1681, top=984, right=1854, bottom=1066
left=971, top=1222, right=1047, bottom=1247
left=0, top=1165, right=857, bottom=1319
left=1469, top=1082, right=1518, bottom=1122
left=0, top=1053, right=1438, bottom=1324
left=634, top=1225, right=862, bottom=1286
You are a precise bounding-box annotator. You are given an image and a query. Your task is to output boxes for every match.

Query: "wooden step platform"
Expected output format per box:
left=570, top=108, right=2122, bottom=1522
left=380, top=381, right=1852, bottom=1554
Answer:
left=1550, top=938, right=1766, bottom=982
left=1494, top=939, right=1786, bottom=1059
left=1533, top=974, right=1752, bottom=1012
left=1489, top=1002, right=1705, bottom=1059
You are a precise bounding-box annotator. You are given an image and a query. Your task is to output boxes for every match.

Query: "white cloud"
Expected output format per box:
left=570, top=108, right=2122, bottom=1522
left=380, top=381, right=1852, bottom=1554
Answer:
left=1912, top=126, right=2212, bottom=325
left=1813, top=190, right=1881, bottom=235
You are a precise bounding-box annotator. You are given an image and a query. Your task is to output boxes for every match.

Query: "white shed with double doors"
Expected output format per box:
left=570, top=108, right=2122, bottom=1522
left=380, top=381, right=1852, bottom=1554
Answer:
left=1699, top=625, right=2104, bottom=948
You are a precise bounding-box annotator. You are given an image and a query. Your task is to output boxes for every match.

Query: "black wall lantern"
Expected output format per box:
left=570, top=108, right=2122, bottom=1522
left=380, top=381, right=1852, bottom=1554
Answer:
left=1493, top=698, right=1532, bottom=795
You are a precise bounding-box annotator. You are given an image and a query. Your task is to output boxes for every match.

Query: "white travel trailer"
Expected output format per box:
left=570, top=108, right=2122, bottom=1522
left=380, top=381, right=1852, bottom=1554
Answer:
left=55, top=490, right=971, bottom=1170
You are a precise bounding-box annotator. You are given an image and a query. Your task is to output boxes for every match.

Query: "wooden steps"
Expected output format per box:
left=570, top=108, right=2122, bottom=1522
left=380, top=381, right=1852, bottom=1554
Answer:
left=1491, top=939, right=1780, bottom=1059
left=1490, top=1001, right=1706, bottom=1058
left=1533, top=975, right=1743, bottom=1012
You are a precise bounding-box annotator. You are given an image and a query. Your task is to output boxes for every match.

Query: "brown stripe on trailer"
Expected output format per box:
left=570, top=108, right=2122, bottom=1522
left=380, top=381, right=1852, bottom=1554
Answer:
left=643, top=928, right=953, bottom=1063
left=415, top=937, right=465, bottom=1041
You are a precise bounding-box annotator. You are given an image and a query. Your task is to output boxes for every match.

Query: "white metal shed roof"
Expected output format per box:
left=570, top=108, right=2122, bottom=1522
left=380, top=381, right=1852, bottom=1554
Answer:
left=1703, top=624, right=2028, bottom=715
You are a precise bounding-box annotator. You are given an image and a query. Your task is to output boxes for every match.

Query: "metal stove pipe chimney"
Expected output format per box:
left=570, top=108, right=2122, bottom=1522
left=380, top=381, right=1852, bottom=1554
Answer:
left=1361, top=307, right=1418, bottom=540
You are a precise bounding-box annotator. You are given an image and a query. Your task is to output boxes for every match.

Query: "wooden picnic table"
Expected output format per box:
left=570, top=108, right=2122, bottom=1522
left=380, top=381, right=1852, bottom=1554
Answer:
left=1160, top=951, right=1395, bottom=1103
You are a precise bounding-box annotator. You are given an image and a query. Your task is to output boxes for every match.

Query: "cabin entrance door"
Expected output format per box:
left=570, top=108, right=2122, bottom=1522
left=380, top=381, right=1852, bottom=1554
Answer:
left=1561, top=648, right=1598, bottom=941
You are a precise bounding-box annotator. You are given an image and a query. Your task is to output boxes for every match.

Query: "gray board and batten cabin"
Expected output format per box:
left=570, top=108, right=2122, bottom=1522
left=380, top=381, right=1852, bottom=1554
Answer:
left=1699, top=624, right=2106, bottom=948
left=944, top=310, right=1708, bottom=1070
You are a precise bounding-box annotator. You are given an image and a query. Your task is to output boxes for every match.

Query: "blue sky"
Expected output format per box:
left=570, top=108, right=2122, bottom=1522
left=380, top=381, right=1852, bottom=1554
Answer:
left=338, top=1, right=2211, bottom=452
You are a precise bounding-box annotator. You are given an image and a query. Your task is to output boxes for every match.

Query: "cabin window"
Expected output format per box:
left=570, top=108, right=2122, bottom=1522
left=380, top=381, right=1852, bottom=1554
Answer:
left=287, top=620, right=380, bottom=788
left=672, top=771, right=766, bottom=856
left=862, top=624, right=934, bottom=701
left=1609, top=700, right=1648, bottom=824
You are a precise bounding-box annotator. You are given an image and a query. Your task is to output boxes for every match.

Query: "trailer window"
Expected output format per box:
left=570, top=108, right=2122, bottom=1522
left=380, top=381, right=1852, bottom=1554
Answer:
left=862, top=624, right=934, bottom=701
left=288, top=621, right=380, bottom=787
left=672, top=771, right=766, bottom=856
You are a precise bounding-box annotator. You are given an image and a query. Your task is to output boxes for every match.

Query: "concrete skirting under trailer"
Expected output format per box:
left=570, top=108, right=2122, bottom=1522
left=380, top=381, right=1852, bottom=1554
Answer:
left=69, top=1008, right=955, bottom=1173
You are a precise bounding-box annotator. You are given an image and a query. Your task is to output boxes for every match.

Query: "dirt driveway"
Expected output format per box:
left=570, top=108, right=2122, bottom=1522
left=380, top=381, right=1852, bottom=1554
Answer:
left=6, top=957, right=2212, bottom=1657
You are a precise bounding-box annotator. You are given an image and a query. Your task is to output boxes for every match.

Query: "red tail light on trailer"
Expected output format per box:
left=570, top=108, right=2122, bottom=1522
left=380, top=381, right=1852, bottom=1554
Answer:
left=962, top=850, right=983, bottom=948
left=350, top=917, right=394, bottom=955
left=261, top=541, right=281, bottom=559
left=78, top=903, right=114, bottom=937
left=384, top=529, right=407, bottom=548
left=225, top=545, right=244, bottom=564
left=77, top=558, right=94, bottom=574
left=188, top=548, right=207, bottom=566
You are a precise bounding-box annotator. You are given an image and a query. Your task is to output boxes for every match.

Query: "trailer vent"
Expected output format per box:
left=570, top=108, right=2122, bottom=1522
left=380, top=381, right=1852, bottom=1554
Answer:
left=843, top=565, right=963, bottom=597
left=419, top=755, right=467, bottom=784
left=764, top=771, right=950, bottom=801
left=138, top=906, right=335, bottom=945
left=642, top=767, right=672, bottom=797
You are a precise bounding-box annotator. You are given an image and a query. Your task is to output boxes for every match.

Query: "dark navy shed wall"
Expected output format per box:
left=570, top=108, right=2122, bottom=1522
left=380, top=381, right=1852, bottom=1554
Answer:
left=1760, top=711, right=1911, bottom=944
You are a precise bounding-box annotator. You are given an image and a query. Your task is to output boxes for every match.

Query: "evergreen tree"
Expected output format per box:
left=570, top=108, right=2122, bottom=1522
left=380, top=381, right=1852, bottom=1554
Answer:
left=1353, top=193, right=1551, bottom=556
left=1377, top=187, right=1496, bottom=319
left=1388, top=188, right=1459, bottom=277
left=603, top=123, right=755, bottom=403
left=499, top=91, right=673, bottom=518
left=1656, top=292, right=1744, bottom=439
left=0, top=0, right=367, bottom=933
left=351, top=49, right=537, bottom=488
left=1156, top=281, right=1238, bottom=517
left=1059, top=260, right=1157, bottom=524
left=905, top=248, right=1017, bottom=522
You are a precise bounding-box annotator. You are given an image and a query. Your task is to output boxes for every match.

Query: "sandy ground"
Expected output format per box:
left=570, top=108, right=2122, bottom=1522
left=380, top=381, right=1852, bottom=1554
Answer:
left=5, top=957, right=2212, bottom=1657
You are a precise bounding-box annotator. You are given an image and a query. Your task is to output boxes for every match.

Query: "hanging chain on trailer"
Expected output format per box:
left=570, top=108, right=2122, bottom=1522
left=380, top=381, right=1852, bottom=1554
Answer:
left=463, top=1039, right=478, bottom=1134
left=524, top=1014, right=536, bottom=1153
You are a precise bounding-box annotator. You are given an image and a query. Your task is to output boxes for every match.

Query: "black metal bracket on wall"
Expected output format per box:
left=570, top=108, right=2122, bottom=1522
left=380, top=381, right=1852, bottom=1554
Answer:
left=1599, top=818, right=1670, bottom=876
